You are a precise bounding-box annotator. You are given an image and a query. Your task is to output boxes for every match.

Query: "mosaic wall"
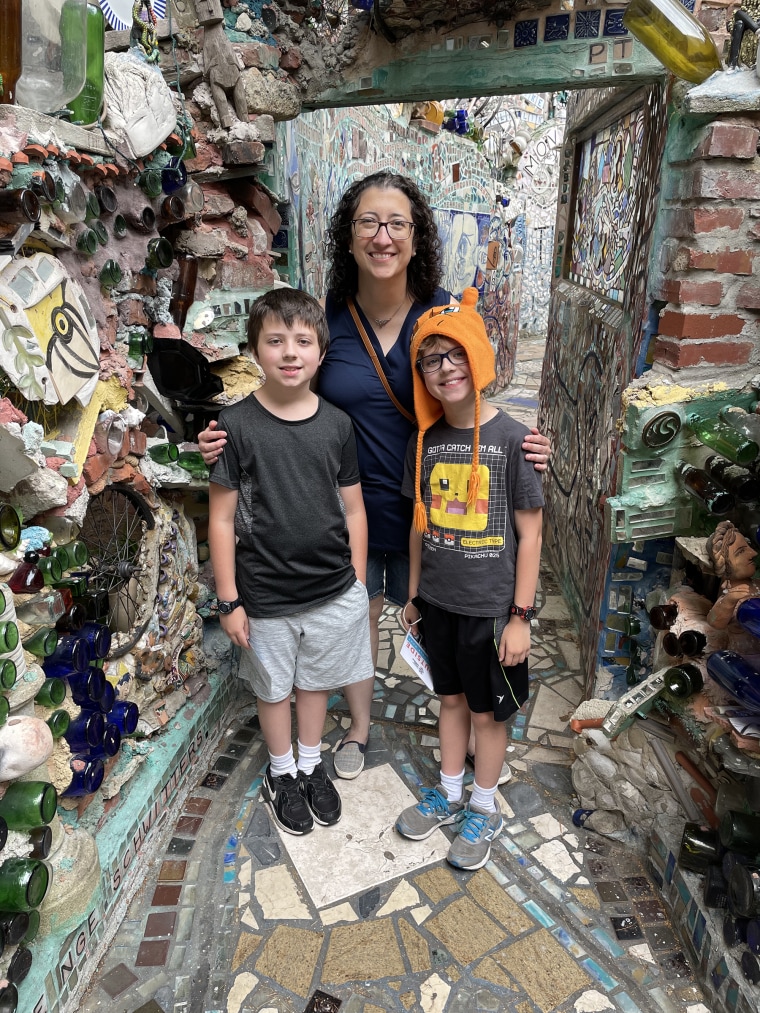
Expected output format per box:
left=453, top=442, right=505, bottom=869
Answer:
left=277, top=105, right=526, bottom=386
left=539, top=84, right=668, bottom=695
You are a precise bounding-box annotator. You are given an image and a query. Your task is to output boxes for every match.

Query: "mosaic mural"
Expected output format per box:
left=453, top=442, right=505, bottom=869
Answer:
left=569, top=106, right=645, bottom=304
left=539, top=84, right=668, bottom=694
left=281, top=105, right=525, bottom=387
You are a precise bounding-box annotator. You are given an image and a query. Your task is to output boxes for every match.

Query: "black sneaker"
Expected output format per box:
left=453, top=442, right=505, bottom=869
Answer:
left=263, top=765, right=313, bottom=835
left=299, top=762, right=342, bottom=826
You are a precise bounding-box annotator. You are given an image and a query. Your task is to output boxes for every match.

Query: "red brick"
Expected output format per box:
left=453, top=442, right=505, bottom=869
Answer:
left=279, top=47, right=302, bottom=71
left=695, top=121, right=760, bottom=159
left=736, top=282, right=760, bottom=310
left=239, top=183, right=281, bottom=235
left=716, top=249, right=755, bottom=274
left=11, top=152, right=29, bottom=165
left=216, top=257, right=275, bottom=290
left=83, top=452, right=111, bottom=487
left=133, top=274, right=157, bottom=297
left=658, top=208, right=694, bottom=238
left=675, top=246, right=755, bottom=273
left=751, top=222, right=760, bottom=241
left=693, top=208, right=745, bottom=232
left=0, top=157, right=12, bottom=173
left=153, top=323, right=181, bottom=339
left=654, top=336, right=754, bottom=368
left=129, top=430, right=148, bottom=456
left=23, top=144, right=48, bottom=161
left=131, top=471, right=156, bottom=501
left=110, top=462, right=136, bottom=484
left=121, top=298, right=150, bottom=327
left=691, top=166, right=760, bottom=200
left=222, top=140, right=265, bottom=167
left=658, top=309, right=745, bottom=338
left=656, top=277, right=724, bottom=305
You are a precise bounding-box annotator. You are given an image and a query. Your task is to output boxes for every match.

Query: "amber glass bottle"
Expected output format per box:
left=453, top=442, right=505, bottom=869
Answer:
left=623, top=0, right=722, bottom=84
left=0, top=0, right=22, bottom=105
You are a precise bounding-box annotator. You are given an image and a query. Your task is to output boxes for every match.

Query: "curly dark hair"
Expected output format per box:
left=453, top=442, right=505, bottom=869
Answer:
left=324, top=171, right=443, bottom=306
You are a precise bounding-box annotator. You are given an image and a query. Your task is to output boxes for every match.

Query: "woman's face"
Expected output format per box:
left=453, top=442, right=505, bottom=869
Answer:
left=349, top=186, right=417, bottom=287
left=726, top=531, right=758, bottom=581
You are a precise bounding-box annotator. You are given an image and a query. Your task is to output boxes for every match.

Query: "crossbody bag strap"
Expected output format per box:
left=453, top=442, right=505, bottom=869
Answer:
left=347, top=298, right=416, bottom=424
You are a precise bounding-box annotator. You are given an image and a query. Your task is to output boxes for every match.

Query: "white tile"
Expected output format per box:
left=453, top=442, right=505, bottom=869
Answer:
left=529, top=684, right=573, bottom=732
left=240, top=906, right=259, bottom=929
left=238, top=891, right=250, bottom=906
left=239, top=859, right=251, bottom=888
left=529, top=813, right=567, bottom=839
left=629, top=943, right=657, bottom=965
left=227, top=972, right=258, bottom=1013
left=411, top=904, right=431, bottom=924
left=573, top=990, right=614, bottom=1011
left=420, top=972, right=451, bottom=1013
left=376, top=879, right=420, bottom=917
left=254, top=866, right=311, bottom=920
left=531, top=839, right=579, bottom=882
left=320, top=902, right=357, bottom=926
left=273, top=764, right=450, bottom=909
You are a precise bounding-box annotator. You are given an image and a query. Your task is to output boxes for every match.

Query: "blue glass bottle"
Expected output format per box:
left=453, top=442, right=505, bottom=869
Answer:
left=77, top=621, right=111, bottom=660
left=88, top=722, right=120, bottom=758
left=42, top=634, right=90, bottom=677
left=108, top=700, right=138, bottom=735
left=79, top=679, right=114, bottom=714
left=736, top=599, right=760, bottom=640
left=61, top=757, right=104, bottom=797
left=63, top=711, right=104, bottom=752
left=68, top=667, right=105, bottom=707
left=707, top=651, right=760, bottom=710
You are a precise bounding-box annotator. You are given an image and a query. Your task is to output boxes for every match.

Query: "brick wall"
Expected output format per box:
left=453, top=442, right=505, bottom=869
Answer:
left=651, top=113, right=760, bottom=372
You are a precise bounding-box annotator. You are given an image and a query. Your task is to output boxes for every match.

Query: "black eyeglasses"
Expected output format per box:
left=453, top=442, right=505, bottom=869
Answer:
left=416, top=347, right=469, bottom=374
left=351, top=218, right=415, bottom=240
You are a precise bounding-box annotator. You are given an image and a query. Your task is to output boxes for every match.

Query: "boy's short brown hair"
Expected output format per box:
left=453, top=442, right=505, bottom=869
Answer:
left=247, top=288, right=330, bottom=356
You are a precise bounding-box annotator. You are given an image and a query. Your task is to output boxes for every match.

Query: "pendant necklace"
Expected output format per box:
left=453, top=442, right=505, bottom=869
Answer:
left=370, top=295, right=408, bottom=329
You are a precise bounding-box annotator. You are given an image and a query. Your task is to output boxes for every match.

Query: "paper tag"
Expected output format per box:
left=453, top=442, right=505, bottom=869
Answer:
left=400, top=630, right=433, bottom=692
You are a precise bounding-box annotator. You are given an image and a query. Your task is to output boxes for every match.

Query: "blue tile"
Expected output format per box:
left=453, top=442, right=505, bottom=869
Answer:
left=603, top=9, right=628, bottom=35
left=384, top=704, right=397, bottom=719
left=726, top=980, right=740, bottom=1013
left=552, top=926, right=585, bottom=957
left=674, top=870, right=690, bottom=905
left=223, top=869, right=236, bottom=883
left=544, top=13, right=570, bottom=40
left=580, top=957, right=619, bottom=991
left=591, top=927, right=626, bottom=957
left=616, top=994, right=642, bottom=1013
left=711, top=955, right=729, bottom=991
left=525, top=900, right=555, bottom=927
left=574, top=9, right=601, bottom=37
left=507, top=883, right=527, bottom=902
left=514, top=19, right=539, bottom=46
left=665, top=852, right=676, bottom=884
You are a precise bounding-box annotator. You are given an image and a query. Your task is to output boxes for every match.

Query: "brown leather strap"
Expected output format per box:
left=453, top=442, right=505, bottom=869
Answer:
left=347, top=297, right=416, bottom=424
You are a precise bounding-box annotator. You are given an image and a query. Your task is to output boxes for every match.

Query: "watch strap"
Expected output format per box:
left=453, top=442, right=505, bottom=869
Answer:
left=218, top=597, right=243, bottom=614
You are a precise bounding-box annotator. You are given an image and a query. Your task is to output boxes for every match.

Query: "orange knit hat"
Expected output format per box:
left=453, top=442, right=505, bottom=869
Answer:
left=409, top=287, right=496, bottom=533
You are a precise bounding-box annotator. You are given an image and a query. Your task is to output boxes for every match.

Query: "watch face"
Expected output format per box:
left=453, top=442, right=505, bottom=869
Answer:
left=525, top=607, right=537, bottom=621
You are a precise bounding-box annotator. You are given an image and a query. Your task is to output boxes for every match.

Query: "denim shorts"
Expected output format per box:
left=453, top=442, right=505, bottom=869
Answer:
left=366, top=549, right=409, bottom=607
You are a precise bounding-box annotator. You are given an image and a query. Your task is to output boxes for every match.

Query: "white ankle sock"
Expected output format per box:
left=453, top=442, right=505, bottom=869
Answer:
left=471, top=781, right=498, bottom=813
left=440, top=769, right=465, bottom=804
left=296, top=740, right=322, bottom=776
left=269, top=748, right=297, bottom=779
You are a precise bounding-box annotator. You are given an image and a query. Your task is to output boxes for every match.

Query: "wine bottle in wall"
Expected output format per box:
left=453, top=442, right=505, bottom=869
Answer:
left=678, top=822, right=722, bottom=872
left=64, top=710, right=105, bottom=751
left=0, top=858, right=50, bottom=911
left=61, top=757, right=104, bottom=797
left=704, top=455, right=760, bottom=504
left=735, top=599, right=760, bottom=640
left=728, top=862, right=760, bottom=917
left=0, top=189, right=40, bottom=223
left=706, top=651, right=760, bottom=710
left=675, top=462, right=734, bottom=516
left=15, top=590, right=67, bottom=626
left=7, top=553, right=44, bottom=595
left=719, top=406, right=760, bottom=444
left=42, top=634, right=91, bottom=677
left=68, top=666, right=105, bottom=707
left=0, top=783, right=57, bottom=830
left=720, top=811, right=760, bottom=857
left=77, top=621, right=111, bottom=660
left=21, top=627, right=58, bottom=658
left=678, top=630, right=707, bottom=657
left=622, top=0, right=721, bottom=83
left=687, top=413, right=759, bottom=467
left=648, top=602, right=678, bottom=630
left=35, top=678, right=66, bottom=708
left=662, top=663, right=703, bottom=698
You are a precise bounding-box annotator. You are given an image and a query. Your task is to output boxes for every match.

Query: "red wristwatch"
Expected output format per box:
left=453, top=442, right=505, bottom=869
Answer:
left=509, top=603, right=537, bottom=621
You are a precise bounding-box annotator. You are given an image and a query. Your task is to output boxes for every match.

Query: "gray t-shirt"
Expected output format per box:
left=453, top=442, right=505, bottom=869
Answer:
left=401, top=412, right=544, bottom=617
left=210, top=394, right=360, bottom=618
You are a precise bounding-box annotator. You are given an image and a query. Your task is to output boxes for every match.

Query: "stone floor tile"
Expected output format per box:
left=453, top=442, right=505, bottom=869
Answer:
left=144, top=911, right=177, bottom=937
left=135, top=939, right=171, bottom=966
left=323, top=919, right=406, bottom=984
left=425, top=896, right=505, bottom=965
left=98, top=962, right=138, bottom=998
left=499, top=928, right=592, bottom=1007
left=183, top=796, right=212, bottom=815
left=255, top=924, right=323, bottom=996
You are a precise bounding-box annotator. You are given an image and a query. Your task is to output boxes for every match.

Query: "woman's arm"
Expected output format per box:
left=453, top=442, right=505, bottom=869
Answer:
left=339, top=482, right=368, bottom=586
left=199, top=420, right=228, bottom=466
left=522, top=428, right=551, bottom=473
left=208, top=483, right=249, bottom=648
left=401, top=528, right=424, bottom=633
left=499, top=507, right=543, bottom=666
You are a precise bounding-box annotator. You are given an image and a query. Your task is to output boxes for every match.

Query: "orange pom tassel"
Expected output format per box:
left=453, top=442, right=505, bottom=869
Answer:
left=467, top=468, right=480, bottom=507
left=413, top=500, right=428, bottom=533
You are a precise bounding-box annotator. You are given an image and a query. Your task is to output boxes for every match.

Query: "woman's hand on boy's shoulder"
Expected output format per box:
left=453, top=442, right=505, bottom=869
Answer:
left=522, top=427, right=551, bottom=473
left=199, top=419, right=228, bottom=465
left=220, top=607, right=249, bottom=649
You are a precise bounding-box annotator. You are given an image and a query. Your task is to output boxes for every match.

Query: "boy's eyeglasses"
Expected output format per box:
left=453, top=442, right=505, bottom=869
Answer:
left=351, top=218, right=415, bottom=240
left=416, top=347, right=469, bottom=374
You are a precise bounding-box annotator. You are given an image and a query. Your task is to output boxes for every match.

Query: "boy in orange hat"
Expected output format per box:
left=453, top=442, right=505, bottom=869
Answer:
left=394, top=288, right=544, bottom=870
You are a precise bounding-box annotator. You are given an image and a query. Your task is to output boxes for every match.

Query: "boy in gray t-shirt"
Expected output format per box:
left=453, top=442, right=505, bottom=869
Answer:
left=209, top=289, right=374, bottom=836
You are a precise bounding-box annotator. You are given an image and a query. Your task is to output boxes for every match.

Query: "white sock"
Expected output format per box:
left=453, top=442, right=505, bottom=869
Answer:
left=440, top=768, right=465, bottom=804
left=269, top=748, right=297, bottom=779
left=471, top=781, right=498, bottom=813
left=296, top=740, right=322, bottom=776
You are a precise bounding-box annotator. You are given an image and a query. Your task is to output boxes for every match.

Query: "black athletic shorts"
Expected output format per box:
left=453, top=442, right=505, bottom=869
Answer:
left=415, top=597, right=529, bottom=722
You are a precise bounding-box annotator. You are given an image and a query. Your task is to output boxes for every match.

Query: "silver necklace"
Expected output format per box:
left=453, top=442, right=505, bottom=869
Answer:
left=370, top=296, right=408, bottom=328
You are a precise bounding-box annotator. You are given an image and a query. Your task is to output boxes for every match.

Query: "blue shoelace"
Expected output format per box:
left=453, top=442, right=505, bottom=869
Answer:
left=417, top=787, right=451, bottom=815
left=457, top=810, right=492, bottom=842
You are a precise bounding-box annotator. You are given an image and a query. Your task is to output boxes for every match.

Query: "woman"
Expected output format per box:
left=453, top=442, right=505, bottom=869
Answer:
left=199, top=171, right=551, bottom=778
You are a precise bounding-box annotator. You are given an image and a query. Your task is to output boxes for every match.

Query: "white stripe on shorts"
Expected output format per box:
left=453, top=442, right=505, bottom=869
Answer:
left=237, top=580, right=374, bottom=703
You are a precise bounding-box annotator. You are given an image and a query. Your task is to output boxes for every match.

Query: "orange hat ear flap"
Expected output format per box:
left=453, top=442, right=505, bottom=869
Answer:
left=467, top=395, right=481, bottom=508
left=413, top=430, right=428, bottom=533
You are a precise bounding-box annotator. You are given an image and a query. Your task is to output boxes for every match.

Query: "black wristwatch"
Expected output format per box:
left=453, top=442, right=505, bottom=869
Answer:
left=217, top=597, right=243, bottom=614
left=509, top=603, right=537, bottom=622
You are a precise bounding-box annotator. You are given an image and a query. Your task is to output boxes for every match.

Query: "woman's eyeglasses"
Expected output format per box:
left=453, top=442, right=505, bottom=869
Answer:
left=416, top=347, right=468, bottom=374
left=351, top=218, right=415, bottom=240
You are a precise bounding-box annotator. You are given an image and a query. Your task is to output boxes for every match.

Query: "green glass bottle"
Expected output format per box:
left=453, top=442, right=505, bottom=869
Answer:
left=0, top=858, right=50, bottom=911
left=0, top=912, right=28, bottom=945
left=676, top=462, right=734, bottom=515
left=99, top=259, right=122, bottom=289
left=0, top=661, right=16, bottom=692
left=76, top=228, right=98, bottom=256
left=177, top=451, right=209, bottom=480
left=0, top=622, right=18, bottom=654
left=35, top=678, right=66, bottom=707
left=47, top=709, right=70, bottom=738
left=91, top=219, right=108, bottom=246
left=21, top=627, right=58, bottom=658
left=0, top=698, right=8, bottom=729
left=53, top=540, right=89, bottom=570
left=0, top=782, right=57, bottom=829
left=663, top=663, right=703, bottom=698
left=0, top=506, right=20, bottom=551
left=138, top=169, right=162, bottom=198
left=83, top=191, right=100, bottom=221
left=679, top=822, right=721, bottom=872
left=113, top=214, right=127, bottom=239
left=39, top=556, right=63, bottom=586
left=147, top=443, right=179, bottom=465
left=622, top=0, right=722, bottom=84
left=21, top=909, right=39, bottom=944
left=53, top=576, right=88, bottom=598
left=66, top=0, right=104, bottom=125
left=720, top=811, right=760, bottom=856
left=687, top=413, right=759, bottom=466
left=145, top=237, right=174, bottom=271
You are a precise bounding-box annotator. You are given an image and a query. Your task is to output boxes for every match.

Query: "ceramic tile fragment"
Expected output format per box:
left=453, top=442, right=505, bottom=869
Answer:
left=498, top=929, right=591, bottom=1008
left=574, top=989, right=614, bottom=1011
left=240, top=906, right=258, bottom=929
left=411, top=905, right=431, bottom=924
left=239, top=859, right=251, bottom=888
left=570, top=887, right=600, bottom=909
left=467, top=869, right=533, bottom=935
left=686, top=1006, right=710, bottom=1013
left=376, top=879, right=420, bottom=917
left=529, top=813, right=566, bottom=839
left=254, top=866, right=310, bottom=920
left=398, top=917, right=431, bottom=973
left=414, top=867, right=461, bottom=904
left=425, top=896, right=505, bottom=965
left=255, top=925, right=322, bottom=997
left=629, top=942, right=656, bottom=964
left=226, top=971, right=258, bottom=1013
left=323, top=919, right=405, bottom=983
left=320, top=903, right=357, bottom=926
left=420, top=972, right=450, bottom=1013
left=231, top=932, right=261, bottom=971
left=238, top=891, right=249, bottom=906
left=531, top=839, right=579, bottom=881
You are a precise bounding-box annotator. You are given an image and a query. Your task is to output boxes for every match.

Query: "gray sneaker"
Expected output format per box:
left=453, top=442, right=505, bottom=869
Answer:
left=395, top=785, right=465, bottom=841
left=447, top=804, right=503, bottom=870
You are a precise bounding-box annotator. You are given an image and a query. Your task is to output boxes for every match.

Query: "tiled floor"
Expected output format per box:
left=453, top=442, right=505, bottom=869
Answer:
left=78, top=340, right=709, bottom=1012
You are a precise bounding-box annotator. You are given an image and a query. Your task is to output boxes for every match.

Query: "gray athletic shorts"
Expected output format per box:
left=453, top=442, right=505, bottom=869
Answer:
left=238, top=580, right=374, bottom=703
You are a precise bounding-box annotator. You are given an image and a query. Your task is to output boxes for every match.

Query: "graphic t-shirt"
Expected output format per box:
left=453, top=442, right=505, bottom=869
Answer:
left=401, top=412, right=544, bottom=617
left=321, top=288, right=452, bottom=553
left=210, top=394, right=360, bottom=618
